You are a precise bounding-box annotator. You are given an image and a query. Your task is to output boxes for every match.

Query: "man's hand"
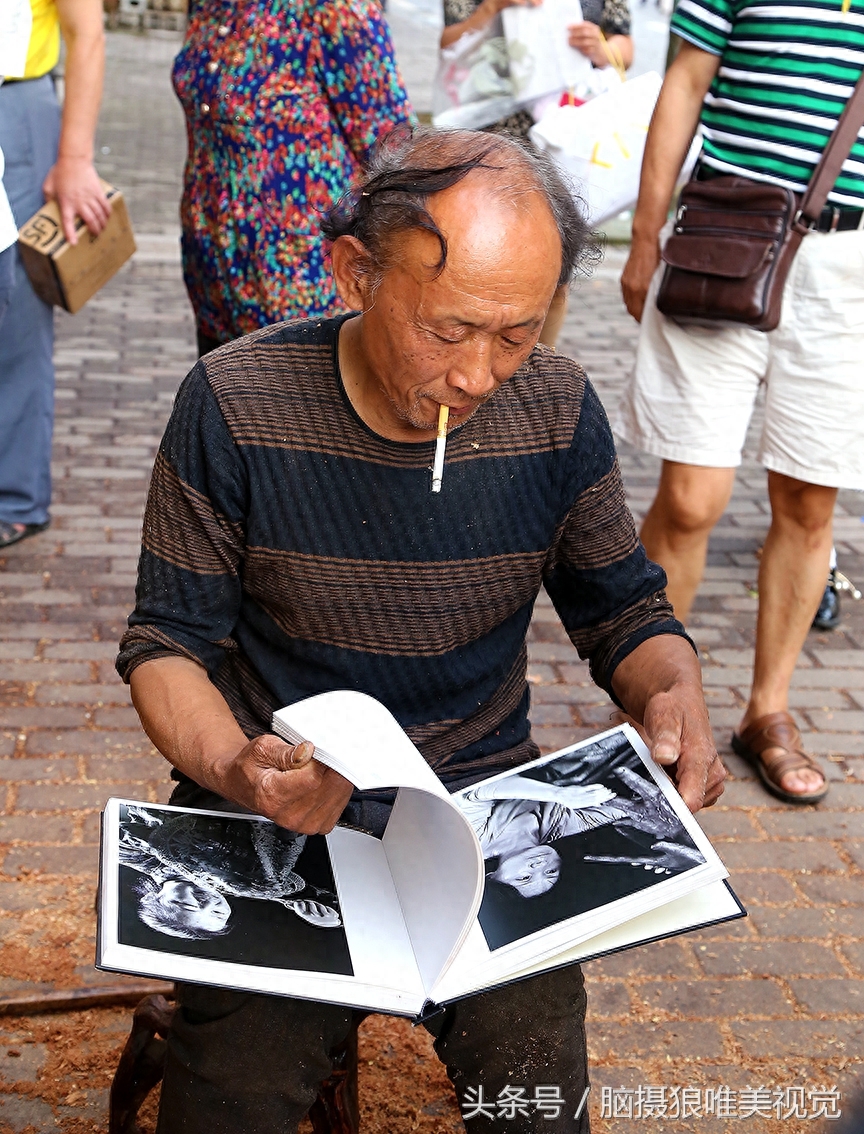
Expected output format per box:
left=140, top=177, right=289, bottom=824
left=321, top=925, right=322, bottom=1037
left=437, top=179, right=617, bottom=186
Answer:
left=611, top=635, right=726, bottom=813
left=43, top=156, right=110, bottom=244
left=620, top=236, right=661, bottom=323
left=641, top=685, right=725, bottom=812
left=220, top=735, right=354, bottom=835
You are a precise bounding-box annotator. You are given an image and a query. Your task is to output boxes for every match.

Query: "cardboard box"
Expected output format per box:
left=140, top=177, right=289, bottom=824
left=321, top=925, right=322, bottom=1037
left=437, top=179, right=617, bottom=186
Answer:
left=17, top=183, right=136, bottom=314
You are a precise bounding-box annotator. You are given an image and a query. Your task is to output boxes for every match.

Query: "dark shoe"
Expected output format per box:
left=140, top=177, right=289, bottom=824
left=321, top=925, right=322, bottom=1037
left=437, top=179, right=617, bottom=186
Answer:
left=0, top=520, right=50, bottom=550
left=812, top=569, right=840, bottom=631
left=732, top=711, right=828, bottom=805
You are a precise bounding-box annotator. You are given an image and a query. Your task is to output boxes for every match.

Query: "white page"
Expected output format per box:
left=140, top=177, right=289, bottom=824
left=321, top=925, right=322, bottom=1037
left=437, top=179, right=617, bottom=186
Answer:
left=433, top=725, right=728, bottom=1001
left=273, top=691, right=450, bottom=799
left=382, top=788, right=484, bottom=993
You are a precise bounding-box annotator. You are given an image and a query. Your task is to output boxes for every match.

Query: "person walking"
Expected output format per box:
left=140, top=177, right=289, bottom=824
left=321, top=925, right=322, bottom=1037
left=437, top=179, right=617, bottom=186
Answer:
left=172, top=0, right=414, bottom=356
left=615, top=0, right=864, bottom=804
left=0, top=0, right=109, bottom=550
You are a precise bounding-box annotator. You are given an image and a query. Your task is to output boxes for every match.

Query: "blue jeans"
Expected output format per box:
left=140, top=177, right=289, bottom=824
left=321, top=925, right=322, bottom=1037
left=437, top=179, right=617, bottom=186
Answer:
left=0, top=76, right=61, bottom=526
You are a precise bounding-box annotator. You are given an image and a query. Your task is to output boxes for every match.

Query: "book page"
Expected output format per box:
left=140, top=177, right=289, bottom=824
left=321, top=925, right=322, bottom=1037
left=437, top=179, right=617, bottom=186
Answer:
left=98, top=799, right=428, bottom=1015
left=382, top=788, right=484, bottom=993
left=434, top=725, right=728, bottom=999
left=272, top=691, right=450, bottom=799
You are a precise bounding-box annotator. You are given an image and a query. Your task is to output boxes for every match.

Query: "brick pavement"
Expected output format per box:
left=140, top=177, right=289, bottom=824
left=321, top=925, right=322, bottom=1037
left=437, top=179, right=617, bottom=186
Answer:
left=0, top=23, right=862, bottom=1134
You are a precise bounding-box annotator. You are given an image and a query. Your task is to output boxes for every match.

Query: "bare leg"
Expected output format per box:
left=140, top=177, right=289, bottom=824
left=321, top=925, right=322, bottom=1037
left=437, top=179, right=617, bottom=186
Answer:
left=639, top=461, right=736, bottom=621
left=739, top=471, right=835, bottom=795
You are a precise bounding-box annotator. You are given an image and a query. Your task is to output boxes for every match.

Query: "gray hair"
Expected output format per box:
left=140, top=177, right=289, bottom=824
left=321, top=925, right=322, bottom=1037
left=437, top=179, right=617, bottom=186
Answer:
left=321, top=126, right=597, bottom=289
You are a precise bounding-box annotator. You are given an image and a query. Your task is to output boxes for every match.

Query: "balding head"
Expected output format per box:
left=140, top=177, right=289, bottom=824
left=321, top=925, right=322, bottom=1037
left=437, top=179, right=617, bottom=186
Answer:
left=322, top=127, right=594, bottom=291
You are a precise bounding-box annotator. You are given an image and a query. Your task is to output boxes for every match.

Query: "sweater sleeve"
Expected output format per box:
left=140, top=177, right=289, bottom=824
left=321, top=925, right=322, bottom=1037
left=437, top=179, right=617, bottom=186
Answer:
left=116, top=361, right=248, bottom=683
left=542, top=379, right=694, bottom=701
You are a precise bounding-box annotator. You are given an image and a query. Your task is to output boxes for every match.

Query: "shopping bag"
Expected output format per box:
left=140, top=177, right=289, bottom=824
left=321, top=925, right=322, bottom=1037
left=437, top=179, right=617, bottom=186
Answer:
left=501, top=0, right=591, bottom=104
left=432, top=22, right=524, bottom=130
left=432, top=0, right=592, bottom=130
left=529, top=70, right=664, bottom=226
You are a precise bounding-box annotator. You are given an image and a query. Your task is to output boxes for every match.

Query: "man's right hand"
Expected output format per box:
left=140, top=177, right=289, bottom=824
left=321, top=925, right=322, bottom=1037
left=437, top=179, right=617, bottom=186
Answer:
left=620, top=236, right=661, bottom=323
left=221, top=735, right=354, bottom=835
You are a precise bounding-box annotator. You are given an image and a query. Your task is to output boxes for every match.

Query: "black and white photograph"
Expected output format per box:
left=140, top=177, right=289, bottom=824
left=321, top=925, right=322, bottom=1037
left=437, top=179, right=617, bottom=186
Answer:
left=457, top=731, right=707, bottom=951
left=115, top=804, right=354, bottom=976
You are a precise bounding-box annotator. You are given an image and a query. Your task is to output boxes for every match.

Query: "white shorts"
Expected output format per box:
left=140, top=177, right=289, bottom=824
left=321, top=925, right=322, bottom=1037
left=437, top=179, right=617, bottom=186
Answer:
left=614, top=227, right=864, bottom=491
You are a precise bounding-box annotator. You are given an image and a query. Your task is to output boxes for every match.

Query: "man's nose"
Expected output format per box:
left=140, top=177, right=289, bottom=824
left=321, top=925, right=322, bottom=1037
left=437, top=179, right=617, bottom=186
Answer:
left=447, top=342, right=498, bottom=399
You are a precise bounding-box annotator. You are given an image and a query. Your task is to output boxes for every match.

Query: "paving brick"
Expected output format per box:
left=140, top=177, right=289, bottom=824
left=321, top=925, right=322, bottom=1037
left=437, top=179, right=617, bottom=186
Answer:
left=795, top=875, right=864, bottom=905
left=584, top=940, right=700, bottom=979
left=633, top=978, right=792, bottom=1018
left=0, top=758, right=77, bottom=781
left=0, top=815, right=75, bottom=843
left=15, top=781, right=138, bottom=811
left=842, top=942, right=864, bottom=972
left=717, top=840, right=848, bottom=873
left=789, top=978, right=864, bottom=1015
left=697, top=942, right=846, bottom=977
left=3, top=845, right=98, bottom=877
left=528, top=702, right=574, bottom=726
left=696, top=809, right=762, bottom=839
left=0, top=882, right=64, bottom=911
left=731, top=1019, right=864, bottom=1057
left=760, top=812, right=864, bottom=838
left=33, top=682, right=130, bottom=705
left=749, top=906, right=864, bottom=939
left=41, top=641, right=119, bottom=660
left=0, top=735, right=14, bottom=758
left=86, top=753, right=166, bottom=781
left=24, top=729, right=150, bottom=756
left=0, top=707, right=89, bottom=728
left=589, top=1020, right=725, bottom=1060
left=586, top=981, right=631, bottom=1018
left=91, top=706, right=144, bottom=728
left=725, top=871, right=802, bottom=906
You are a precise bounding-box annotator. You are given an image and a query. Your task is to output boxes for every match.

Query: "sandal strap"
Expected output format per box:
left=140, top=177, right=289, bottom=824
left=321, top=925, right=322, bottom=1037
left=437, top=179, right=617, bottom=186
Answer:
left=738, top=712, right=823, bottom=780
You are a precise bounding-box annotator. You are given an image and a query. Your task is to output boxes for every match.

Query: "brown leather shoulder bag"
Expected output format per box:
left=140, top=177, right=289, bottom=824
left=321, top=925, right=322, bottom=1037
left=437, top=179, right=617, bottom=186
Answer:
left=656, top=69, right=864, bottom=332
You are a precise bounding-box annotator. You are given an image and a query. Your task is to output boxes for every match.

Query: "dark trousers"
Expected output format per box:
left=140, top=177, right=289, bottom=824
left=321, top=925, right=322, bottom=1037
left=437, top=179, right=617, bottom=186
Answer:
left=156, top=783, right=590, bottom=1133
left=156, top=964, right=590, bottom=1134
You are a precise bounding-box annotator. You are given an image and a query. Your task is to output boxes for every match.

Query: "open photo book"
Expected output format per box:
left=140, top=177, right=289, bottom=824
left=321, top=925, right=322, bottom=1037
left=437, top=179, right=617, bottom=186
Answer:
left=98, top=691, right=744, bottom=1017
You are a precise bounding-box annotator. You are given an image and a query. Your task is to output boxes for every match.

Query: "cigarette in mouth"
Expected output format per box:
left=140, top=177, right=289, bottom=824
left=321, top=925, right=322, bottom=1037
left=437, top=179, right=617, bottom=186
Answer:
left=431, top=404, right=449, bottom=493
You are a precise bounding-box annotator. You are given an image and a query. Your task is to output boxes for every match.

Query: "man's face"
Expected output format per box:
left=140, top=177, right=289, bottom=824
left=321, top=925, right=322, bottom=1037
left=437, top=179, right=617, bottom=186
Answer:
left=491, top=845, right=562, bottom=898
left=339, top=177, right=563, bottom=441
left=158, top=880, right=231, bottom=934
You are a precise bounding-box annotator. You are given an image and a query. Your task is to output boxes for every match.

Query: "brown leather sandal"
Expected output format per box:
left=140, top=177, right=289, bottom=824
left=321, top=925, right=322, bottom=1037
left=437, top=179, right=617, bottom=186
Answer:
left=731, top=711, right=828, bottom=805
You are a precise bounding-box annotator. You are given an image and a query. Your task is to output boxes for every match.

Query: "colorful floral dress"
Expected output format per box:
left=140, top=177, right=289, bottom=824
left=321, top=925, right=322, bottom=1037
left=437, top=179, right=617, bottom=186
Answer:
left=172, top=0, right=414, bottom=342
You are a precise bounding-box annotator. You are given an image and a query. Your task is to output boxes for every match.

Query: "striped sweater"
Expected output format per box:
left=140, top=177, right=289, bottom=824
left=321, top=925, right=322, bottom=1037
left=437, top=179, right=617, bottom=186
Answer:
left=672, top=0, right=864, bottom=206
left=118, top=315, right=687, bottom=786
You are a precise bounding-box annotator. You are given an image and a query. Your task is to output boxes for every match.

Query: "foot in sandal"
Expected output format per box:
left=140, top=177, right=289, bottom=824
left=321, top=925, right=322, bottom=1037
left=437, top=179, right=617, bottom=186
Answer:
left=731, top=711, right=828, bottom=805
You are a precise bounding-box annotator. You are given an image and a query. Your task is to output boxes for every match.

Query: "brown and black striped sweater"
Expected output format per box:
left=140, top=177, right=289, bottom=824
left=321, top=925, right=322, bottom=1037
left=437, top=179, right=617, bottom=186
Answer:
left=117, top=314, right=689, bottom=788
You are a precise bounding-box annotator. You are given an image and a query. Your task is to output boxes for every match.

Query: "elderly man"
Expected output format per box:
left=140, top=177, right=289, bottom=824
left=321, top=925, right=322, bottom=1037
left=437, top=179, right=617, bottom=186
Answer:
left=118, top=128, right=724, bottom=1134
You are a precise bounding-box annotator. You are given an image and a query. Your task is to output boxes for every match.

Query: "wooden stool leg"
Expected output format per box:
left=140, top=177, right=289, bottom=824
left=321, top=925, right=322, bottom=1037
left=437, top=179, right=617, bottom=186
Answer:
left=307, top=1020, right=361, bottom=1134
left=109, top=993, right=175, bottom=1134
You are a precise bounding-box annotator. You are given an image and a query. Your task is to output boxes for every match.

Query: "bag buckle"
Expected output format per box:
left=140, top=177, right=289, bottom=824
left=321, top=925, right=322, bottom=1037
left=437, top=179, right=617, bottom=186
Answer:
left=674, top=202, right=687, bottom=234
left=793, top=208, right=819, bottom=232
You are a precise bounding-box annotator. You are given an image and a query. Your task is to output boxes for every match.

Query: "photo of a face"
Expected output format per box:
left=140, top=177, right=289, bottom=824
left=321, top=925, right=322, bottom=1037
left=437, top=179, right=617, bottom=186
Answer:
left=459, top=732, right=706, bottom=951
left=116, top=804, right=353, bottom=976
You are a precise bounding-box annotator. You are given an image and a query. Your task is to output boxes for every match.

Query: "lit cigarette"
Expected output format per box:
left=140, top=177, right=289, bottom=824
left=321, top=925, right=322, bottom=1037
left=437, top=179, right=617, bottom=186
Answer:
left=431, top=404, right=449, bottom=493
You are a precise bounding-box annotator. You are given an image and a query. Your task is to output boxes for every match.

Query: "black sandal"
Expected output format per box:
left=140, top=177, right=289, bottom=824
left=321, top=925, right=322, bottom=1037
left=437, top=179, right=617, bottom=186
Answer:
left=0, top=520, right=50, bottom=550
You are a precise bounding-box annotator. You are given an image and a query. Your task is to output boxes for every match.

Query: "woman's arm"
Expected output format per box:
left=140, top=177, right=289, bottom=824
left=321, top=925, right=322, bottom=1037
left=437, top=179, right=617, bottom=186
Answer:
left=470, top=775, right=615, bottom=808
left=567, top=24, right=633, bottom=70
left=441, top=0, right=539, bottom=49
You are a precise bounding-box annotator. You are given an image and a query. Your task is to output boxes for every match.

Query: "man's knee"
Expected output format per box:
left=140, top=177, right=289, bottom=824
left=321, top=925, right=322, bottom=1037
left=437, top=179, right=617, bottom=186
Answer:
left=650, top=464, right=734, bottom=537
left=768, top=473, right=837, bottom=536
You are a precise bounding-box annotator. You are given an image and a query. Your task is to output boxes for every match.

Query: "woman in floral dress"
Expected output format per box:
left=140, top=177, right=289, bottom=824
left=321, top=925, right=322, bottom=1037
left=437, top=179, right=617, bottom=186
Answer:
left=173, top=0, right=414, bottom=354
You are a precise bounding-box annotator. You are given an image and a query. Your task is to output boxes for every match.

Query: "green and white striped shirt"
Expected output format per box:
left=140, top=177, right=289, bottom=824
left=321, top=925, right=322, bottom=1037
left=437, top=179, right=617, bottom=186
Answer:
left=671, top=0, right=864, bottom=205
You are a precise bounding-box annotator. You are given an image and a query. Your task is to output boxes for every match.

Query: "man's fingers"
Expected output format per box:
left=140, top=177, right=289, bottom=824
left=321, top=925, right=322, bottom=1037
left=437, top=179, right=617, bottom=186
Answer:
left=59, top=201, right=79, bottom=246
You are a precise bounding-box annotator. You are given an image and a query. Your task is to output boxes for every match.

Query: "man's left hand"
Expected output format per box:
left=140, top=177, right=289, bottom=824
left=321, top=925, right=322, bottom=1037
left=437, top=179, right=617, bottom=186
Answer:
left=43, top=155, right=110, bottom=244
left=641, top=684, right=725, bottom=812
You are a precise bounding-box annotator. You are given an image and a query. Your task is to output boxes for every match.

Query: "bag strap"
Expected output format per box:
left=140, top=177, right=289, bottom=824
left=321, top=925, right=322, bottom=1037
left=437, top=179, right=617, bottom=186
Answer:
left=797, top=67, right=864, bottom=229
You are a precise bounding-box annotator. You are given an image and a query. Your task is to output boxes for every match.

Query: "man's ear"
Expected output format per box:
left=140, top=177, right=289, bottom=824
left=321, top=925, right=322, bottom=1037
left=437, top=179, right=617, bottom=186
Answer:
left=330, top=236, right=376, bottom=311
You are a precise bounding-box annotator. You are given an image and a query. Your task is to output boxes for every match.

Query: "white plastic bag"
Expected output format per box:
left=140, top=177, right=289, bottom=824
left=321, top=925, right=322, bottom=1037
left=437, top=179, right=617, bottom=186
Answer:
left=432, top=0, right=592, bottom=130
left=529, top=71, right=663, bottom=227
left=432, top=23, right=524, bottom=130
left=501, top=0, right=591, bottom=104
